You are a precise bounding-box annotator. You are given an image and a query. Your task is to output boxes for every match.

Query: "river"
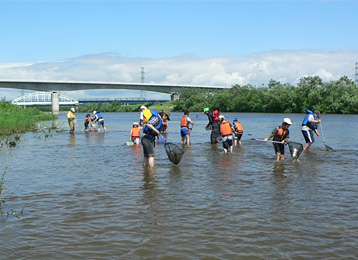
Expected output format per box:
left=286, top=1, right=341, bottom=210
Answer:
left=1, top=112, right=357, bottom=259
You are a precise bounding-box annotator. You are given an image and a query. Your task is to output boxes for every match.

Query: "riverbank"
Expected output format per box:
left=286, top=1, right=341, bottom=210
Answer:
left=0, top=100, right=57, bottom=136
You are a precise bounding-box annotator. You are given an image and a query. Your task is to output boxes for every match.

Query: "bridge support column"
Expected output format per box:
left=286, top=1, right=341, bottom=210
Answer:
left=170, top=93, right=179, bottom=101
left=51, top=92, right=59, bottom=115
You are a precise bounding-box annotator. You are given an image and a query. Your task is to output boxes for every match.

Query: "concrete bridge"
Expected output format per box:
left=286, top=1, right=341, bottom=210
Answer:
left=0, top=80, right=228, bottom=114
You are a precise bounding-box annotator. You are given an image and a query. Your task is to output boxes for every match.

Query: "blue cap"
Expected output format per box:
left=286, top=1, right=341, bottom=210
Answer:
left=233, top=118, right=238, bottom=121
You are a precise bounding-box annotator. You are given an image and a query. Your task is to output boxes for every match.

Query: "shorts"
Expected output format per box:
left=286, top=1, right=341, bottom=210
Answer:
left=180, top=128, right=189, bottom=137
left=234, top=133, right=243, bottom=140
left=222, top=135, right=233, bottom=149
left=302, top=129, right=314, bottom=143
left=273, top=143, right=285, bottom=154
left=98, top=119, right=105, bottom=128
left=141, top=134, right=155, bottom=158
left=131, top=137, right=140, bottom=144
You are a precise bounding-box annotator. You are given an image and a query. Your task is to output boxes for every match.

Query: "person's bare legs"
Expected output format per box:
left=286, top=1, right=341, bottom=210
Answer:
left=144, top=156, right=155, bottom=168
left=304, top=142, right=312, bottom=150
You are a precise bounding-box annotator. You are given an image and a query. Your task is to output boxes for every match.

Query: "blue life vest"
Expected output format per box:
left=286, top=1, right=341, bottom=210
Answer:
left=96, top=111, right=103, bottom=119
left=143, top=109, right=162, bottom=135
left=302, top=109, right=318, bottom=130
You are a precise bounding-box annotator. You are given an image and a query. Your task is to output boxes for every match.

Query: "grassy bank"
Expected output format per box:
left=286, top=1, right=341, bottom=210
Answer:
left=0, top=99, right=57, bottom=135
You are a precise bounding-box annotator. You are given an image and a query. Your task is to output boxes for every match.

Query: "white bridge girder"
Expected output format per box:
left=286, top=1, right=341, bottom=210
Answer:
left=3, top=80, right=228, bottom=114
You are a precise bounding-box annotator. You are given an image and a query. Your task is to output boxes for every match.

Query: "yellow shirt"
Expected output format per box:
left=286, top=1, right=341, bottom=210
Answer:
left=67, top=111, right=75, bottom=120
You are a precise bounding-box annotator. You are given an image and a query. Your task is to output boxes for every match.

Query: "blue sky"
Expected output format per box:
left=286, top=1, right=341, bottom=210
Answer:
left=1, top=0, right=358, bottom=99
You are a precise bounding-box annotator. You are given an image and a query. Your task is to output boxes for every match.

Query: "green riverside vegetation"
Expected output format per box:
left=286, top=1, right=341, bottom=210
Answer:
left=173, top=76, right=358, bottom=114
left=77, top=76, right=358, bottom=114
left=0, top=99, right=57, bottom=135
left=32, top=75, right=358, bottom=115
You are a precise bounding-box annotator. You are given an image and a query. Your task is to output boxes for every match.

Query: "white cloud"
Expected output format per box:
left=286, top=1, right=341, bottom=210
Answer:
left=1, top=50, right=358, bottom=100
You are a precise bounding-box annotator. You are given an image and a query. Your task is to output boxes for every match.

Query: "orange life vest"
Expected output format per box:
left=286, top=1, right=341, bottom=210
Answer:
left=234, top=121, right=243, bottom=133
left=273, top=127, right=288, bottom=141
left=181, top=115, right=188, bottom=128
left=220, top=122, right=232, bottom=136
left=131, top=127, right=140, bottom=138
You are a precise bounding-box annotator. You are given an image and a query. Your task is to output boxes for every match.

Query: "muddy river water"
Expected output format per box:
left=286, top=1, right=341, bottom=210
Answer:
left=1, top=112, right=357, bottom=259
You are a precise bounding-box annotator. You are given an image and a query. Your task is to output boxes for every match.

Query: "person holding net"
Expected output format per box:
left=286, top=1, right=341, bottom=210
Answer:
left=180, top=110, right=194, bottom=145
left=301, top=110, right=321, bottom=151
left=141, top=108, right=162, bottom=168
left=264, top=118, right=292, bottom=161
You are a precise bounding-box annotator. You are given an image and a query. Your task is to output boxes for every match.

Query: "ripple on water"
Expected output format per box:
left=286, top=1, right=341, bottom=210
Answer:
left=1, top=113, right=358, bottom=259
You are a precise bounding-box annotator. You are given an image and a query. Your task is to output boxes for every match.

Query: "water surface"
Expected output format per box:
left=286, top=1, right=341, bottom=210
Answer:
left=1, top=112, right=357, bottom=259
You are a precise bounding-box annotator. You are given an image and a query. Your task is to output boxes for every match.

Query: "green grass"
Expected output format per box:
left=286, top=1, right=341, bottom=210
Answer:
left=0, top=99, right=57, bottom=135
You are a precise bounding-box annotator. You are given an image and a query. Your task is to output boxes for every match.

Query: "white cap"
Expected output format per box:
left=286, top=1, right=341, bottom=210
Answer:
left=283, top=118, right=292, bottom=125
left=133, top=122, right=139, bottom=126
left=93, top=111, right=96, bottom=115
left=140, top=106, right=147, bottom=110
left=218, top=115, right=225, bottom=121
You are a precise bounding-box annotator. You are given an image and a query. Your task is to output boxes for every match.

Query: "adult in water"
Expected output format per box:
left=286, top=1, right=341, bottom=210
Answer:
left=301, top=110, right=322, bottom=151
left=141, top=107, right=162, bottom=168
left=203, top=107, right=221, bottom=144
left=67, top=107, right=76, bottom=134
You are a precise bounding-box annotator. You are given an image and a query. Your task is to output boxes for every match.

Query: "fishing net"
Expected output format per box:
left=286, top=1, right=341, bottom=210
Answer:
left=164, top=142, right=184, bottom=165
left=287, top=141, right=303, bottom=160
left=157, top=135, right=166, bottom=143
left=324, top=143, right=335, bottom=152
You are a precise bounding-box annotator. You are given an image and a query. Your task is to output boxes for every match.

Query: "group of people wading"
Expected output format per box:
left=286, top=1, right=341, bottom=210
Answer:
left=263, top=109, right=322, bottom=161
left=66, top=108, right=107, bottom=134
left=68, top=106, right=322, bottom=166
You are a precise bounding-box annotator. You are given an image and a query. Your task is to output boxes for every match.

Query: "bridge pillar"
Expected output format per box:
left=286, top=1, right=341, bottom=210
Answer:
left=51, top=92, right=60, bottom=115
left=170, top=93, right=180, bottom=101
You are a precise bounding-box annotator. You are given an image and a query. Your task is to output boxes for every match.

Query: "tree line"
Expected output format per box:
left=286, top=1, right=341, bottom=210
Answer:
left=173, top=76, right=358, bottom=114
left=36, top=75, right=358, bottom=114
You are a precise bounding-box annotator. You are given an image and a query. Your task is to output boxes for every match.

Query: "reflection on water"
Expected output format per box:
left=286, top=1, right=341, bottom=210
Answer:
left=1, top=112, right=358, bottom=259
left=272, top=161, right=285, bottom=175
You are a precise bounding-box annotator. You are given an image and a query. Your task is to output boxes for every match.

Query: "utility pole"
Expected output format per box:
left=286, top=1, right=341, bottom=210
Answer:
left=140, top=67, right=146, bottom=100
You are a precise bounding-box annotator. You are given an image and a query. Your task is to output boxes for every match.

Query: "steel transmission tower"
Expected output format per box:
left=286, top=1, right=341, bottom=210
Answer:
left=355, top=62, right=358, bottom=85
left=140, top=67, right=146, bottom=99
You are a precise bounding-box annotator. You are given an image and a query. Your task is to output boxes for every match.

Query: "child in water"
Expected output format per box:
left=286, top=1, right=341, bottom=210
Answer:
left=264, top=118, right=292, bottom=161
left=130, top=122, right=141, bottom=144
left=232, top=118, right=244, bottom=146
left=219, top=115, right=233, bottom=153
left=82, top=114, right=91, bottom=132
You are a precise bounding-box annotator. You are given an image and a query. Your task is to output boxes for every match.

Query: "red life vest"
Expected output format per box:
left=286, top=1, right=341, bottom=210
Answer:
left=131, top=127, right=140, bottom=138
left=212, top=110, right=220, bottom=123
left=220, top=122, right=232, bottom=136
left=181, top=115, right=188, bottom=128
left=234, top=121, right=243, bottom=133
left=273, top=127, right=288, bottom=141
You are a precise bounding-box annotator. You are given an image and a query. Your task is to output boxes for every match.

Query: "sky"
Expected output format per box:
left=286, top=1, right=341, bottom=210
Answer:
left=1, top=0, right=358, bottom=100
